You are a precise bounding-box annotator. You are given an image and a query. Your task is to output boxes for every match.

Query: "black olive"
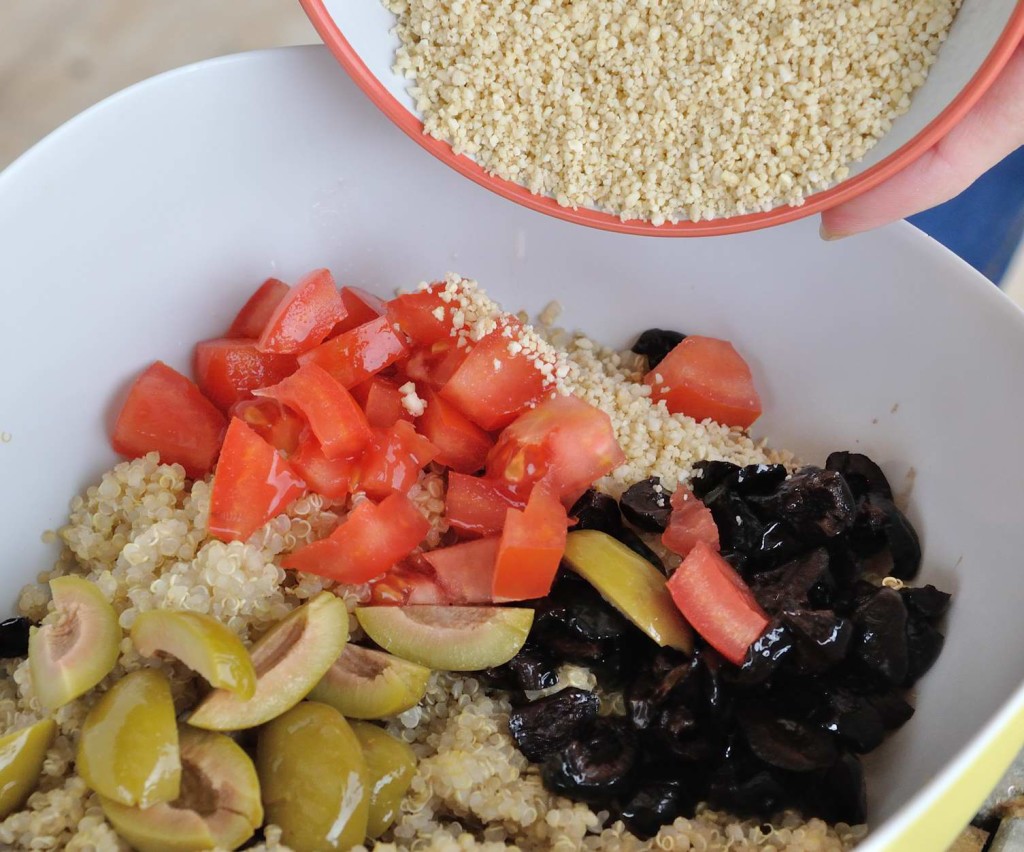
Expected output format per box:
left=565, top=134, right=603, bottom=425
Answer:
left=815, top=752, right=867, bottom=825
left=625, top=649, right=696, bottom=730
left=825, top=451, right=893, bottom=500
left=900, top=584, right=951, bottom=621
left=756, top=521, right=807, bottom=570
left=696, top=647, right=731, bottom=721
left=690, top=460, right=741, bottom=500
left=541, top=717, right=638, bottom=802
left=613, top=527, right=667, bottom=574
left=740, top=712, right=839, bottom=773
left=569, top=489, right=622, bottom=534
left=620, top=477, right=672, bottom=532
left=702, top=485, right=766, bottom=555
left=620, top=780, right=693, bottom=840
left=781, top=609, right=852, bottom=675
left=708, top=747, right=791, bottom=818
left=849, top=495, right=922, bottom=580
left=867, top=689, right=915, bottom=730
left=851, top=588, right=909, bottom=685
left=0, top=617, right=32, bottom=658
left=632, top=328, right=686, bottom=369
left=751, top=548, right=834, bottom=615
left=736, top=623, right=794, bottom=685
left=748, top=468, right=856, bottom=541
left=904, top=618, right=944, bottom=687
left=817, top=691, right=885, bottom=753
left=734, top=464, right=789, bottom=497
left=508, top=688, right=600, bottom=762
left=485, top=645, right=560, bottom=691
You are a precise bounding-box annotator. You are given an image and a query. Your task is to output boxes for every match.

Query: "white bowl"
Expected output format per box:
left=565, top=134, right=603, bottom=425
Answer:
left=2, top=46, right=1024, bottom=850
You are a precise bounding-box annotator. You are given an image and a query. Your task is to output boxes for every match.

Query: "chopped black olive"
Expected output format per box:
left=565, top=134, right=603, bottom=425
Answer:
left=569, top=489, right=622, bottom=534
left=740, top=712, right=839, bottom=773
left=851, top=588, right=909, bottom=685
left=825, top=451, right=893, bottom=500
left=620, top=477, right=672, bottom=532
left=620, top=780, right=693, bottom=840
left=541, top=717, right=638, bottom=802
left=508, top=688, right=601, bottom=762
left=485, top=645, right=560, bottom=691
left=817, top=690, right=885, bottom=753
left=631, top=329, right=686, bottom=369
left=748, top=468, right=856, bottom=541
left=900, top=584, right=951, bottom=621
left=690, top=460, right=741, bottom=500
left=0, top=617, right=32, bottom=659
left=849, top=495, right=922, bottom=580
left=904, top=618, right=945, bottom=687
left=736, top=623, right=794, bottom=685
left=781, top=609, right=852, bottom=675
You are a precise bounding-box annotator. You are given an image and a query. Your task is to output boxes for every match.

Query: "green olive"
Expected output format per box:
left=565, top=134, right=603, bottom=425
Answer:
left=0, top=718, right=57, bottom=818
left=77, top=669, right=180, bottom=807
left=349, top=721, right=416, bottom=838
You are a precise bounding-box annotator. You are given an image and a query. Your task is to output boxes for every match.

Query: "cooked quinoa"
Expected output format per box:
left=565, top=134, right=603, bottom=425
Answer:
left=2, top=278, right=853, bottom=850
left=385, top=0, right=961, bottom=224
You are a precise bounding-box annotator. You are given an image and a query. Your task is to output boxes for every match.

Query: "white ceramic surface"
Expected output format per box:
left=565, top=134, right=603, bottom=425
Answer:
left=2, top=47, right=1024, bottom=849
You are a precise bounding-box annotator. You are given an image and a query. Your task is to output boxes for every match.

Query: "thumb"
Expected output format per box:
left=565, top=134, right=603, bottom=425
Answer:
left=820, top=41, right=1024, bottom=239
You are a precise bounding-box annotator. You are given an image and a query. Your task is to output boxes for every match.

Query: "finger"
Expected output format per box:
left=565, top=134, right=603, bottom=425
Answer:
left=821, top=41, right=1024, bottom=239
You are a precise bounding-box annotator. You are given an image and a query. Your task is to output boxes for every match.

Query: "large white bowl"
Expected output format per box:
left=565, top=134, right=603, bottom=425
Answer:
left=2, top=47, right=1024, bottom=850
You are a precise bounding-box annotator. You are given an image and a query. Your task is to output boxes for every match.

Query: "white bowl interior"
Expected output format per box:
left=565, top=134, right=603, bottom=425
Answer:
left=323, top=0, right=1017, bottom=185
left=3, top=47, right=1024, bottom=848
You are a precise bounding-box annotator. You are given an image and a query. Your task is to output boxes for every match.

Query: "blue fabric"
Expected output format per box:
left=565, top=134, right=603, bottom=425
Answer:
left=909, top=147, right=1024, bottom=284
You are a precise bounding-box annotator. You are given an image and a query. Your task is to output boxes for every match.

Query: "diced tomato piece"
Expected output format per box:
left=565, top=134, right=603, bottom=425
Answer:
left=440, top=330, right=546, bottom=430
left=193, top=338, right=297, bottom=411
left=369, top=567, right=450, bottom=605
left=493, top=484, right=567, bottom=601
left=255, top=363, right=372, bottom=459
left=358, top=422, right=438, bottom=501
left=644, top=336, right=762, bottom=429
left=112, top=361, right=227, bottom=479
left=666, top=541, right=769, bottom=665
left=208, top=418, right=306, bottom=542
left=402, top=340, right=469, bottom=389
left=229, top=398, right=305, bottom=456
left=419, top=389, right=493, bottom=474
left=332, top=286, right=386, bottom=335
left=352, top=377, right=410, bottom=429
left=385, top=284, right=451, bottom=345
left=299, top=316, right=409, bottom=388
left=424, top=538, right=500, bottom=604
left=288, top=434, right=358, bottom=501
left=257, top=268, right=347, bottom=355
left=445, top=473, right=527, bottom=538
left=662, top=485, right=720, bottom=558
left=486, top=395, right=625, bottom=504
left=282, top=493, right=430, bottom=583
left=226, top=278, right=289, bottom=339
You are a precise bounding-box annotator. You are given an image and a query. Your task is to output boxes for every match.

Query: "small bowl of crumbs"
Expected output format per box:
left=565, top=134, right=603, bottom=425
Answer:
left=299, top=0, right=1024, bottom=235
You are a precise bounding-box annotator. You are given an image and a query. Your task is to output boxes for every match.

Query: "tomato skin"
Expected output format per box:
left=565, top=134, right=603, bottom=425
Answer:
left=358, top=422, right=439, bottom=501
left=227, top=278, right=289, bottom=339
left=208, top=418, right=307, bottom=542
left=486, top=395, right=625, bottom=504
left=369, top=567, right=450, bottom=605
left=666, top=541, right=769, bottom=665
left=112, top=361, right=227, bottom=479
left=424, top=538, right=500, bottom=603
left=385, top=284, right=451, bottom=345
left=402, top=340, right=468, bottom=389
left=644, top=336, right=762, bottom=428
left=298, top=316, right=409, bottom=388
left=333, top=286, right=386, bottom=335
left=193, top=338, right=297, bottom=411
left=282, top=493, right=431, bottom=583
left=257, top=268, right=347, bottom=355
left=440, top=331, right=547, bottom=430
left=445, top=473, right=527, bottom=538
left=418, top=389, right=494, bottom=474
left=229, top=398, right=305, bottom=456
left=352, top=377, right=410, bottom=429
left=492, top=484, right=567, bottom=601
left=288, top=435, right=358, bottom=501
left=662, top=485, right=721, bottom=558
left=255, top=362, right=372, bottom=460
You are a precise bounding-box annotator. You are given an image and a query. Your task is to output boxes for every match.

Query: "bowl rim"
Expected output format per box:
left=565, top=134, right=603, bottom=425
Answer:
left=298, top=0, right=1024, bottom=237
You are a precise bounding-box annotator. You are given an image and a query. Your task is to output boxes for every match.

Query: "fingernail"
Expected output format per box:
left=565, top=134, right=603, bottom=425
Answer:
left=819, top=222, right=847, bottom=241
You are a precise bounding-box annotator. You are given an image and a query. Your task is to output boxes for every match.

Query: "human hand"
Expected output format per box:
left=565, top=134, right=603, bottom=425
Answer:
left=820, top=41, right=1024, bottom=239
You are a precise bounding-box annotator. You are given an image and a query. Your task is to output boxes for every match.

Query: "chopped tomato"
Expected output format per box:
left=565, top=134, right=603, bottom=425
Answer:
left=666, top=541, right=769, bottom=665
left=288, top=434, right=358, bottom=501
left=662, top=485, right=721, bottom=558
left=644, top=336, right=762, bottom=429
left=369, top=567, right=449, bottom=605
left=440, top=330, right=546, bottom=430
left=257, top=268, right=347, bottom=355
left=492, top=484, right=567, bottom=601
left=208, top=418, right=306, bottom=542
left=424, top=538, right=500, bottom=604
left=193, top=338, right=297, bottom=411
left=445, top=473, right=527, bottom=538
left=255, top=363, right=372, bottom=459
left=351, top=377, right=410, bottom=429
left=298, top=316, right=408, bottom=388
left=282, top=493, right=430, bottom=583
left=402, top=340, right=469, bottom=389
left=358, top=422, right=438, bottom=501
left=226, top=278, right=289, bottom=339
left=333, top=286, right=386, bottom=335
left=112, top=361, right=227, bottom=479
left=229, top=398, right=305, bottom=456
left=385, top=284, right=451, bottom=345
left=418, top=389, right=493, bottom=474
left=486, top=395, right=625, bottom=504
